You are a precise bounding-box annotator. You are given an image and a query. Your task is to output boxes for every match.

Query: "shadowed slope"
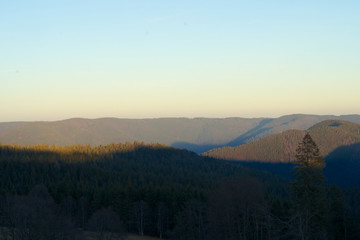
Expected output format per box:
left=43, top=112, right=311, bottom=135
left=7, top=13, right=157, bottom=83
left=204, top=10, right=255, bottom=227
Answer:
left=324, top=143, right=360, bottom=186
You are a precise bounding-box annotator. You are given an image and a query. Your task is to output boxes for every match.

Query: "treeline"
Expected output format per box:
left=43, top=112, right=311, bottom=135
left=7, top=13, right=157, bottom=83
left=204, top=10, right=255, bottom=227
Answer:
left=0, top=142, right=359, bottom=239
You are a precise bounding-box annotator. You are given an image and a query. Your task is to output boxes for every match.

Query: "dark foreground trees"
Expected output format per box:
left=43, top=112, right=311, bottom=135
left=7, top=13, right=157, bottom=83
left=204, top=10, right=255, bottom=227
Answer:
left=0, top=142, right=360, bottom=239
left=87, top=208, right=125, bottom=240
left=173, top=199, right=207, bottom=240
left=207, top=177, right=268, bottom=240
left=173, top=177, right=278, bottom=240
left=291, top=133, right=327, bottom=240
left=129, top=201, right=150, bottom=236
left=0, top=186, right=125, bottom=240
left=0, top=185, right=77, bottom=240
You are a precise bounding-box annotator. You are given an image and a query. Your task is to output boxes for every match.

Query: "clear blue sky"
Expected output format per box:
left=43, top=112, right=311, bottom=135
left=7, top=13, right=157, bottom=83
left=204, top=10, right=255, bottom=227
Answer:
left=1, top=0, right=359, bottom=121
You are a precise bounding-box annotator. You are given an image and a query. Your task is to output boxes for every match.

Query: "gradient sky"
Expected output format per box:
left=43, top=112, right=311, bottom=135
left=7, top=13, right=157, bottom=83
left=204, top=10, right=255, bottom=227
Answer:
left=1, top=0, right=359, bottom=122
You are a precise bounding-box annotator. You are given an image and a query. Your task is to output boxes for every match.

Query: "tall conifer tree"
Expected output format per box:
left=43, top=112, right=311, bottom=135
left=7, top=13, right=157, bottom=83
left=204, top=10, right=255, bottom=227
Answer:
left=292, top=133, right=327, bottom=240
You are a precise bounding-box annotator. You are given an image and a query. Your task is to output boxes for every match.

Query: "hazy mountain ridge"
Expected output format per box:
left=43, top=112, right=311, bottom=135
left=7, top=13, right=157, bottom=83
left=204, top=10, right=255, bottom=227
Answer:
left=0, top=118, right=264, bottom=149
left=1, top=114, right=360, bottom=153
left=204, top=119, right=360, bottom=163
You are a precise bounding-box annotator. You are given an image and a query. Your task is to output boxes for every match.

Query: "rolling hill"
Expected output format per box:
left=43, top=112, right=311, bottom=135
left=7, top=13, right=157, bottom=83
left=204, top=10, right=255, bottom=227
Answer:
left=203, top=120, right=360, bottom=187
left=204, top=120, right=360, bottom=162
left=0, top=115, right=360, bottom=153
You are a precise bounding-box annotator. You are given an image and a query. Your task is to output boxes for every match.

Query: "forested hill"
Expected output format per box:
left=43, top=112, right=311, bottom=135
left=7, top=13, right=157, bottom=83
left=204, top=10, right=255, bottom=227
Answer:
left=204, top=120, right=360, bottom=163
left=0, top=142, right=288, bottom=238
left=0, top=142, right=252, bottom=197
left=0, top=142, right=287, bottom=201
left=1, top=141, right=360, bottom=239
left=1, top=114, right=360, bottom=153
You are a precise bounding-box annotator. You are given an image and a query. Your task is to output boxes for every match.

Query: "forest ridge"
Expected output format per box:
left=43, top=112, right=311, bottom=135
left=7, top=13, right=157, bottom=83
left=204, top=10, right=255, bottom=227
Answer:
left=1, top=114, right=360, bottom=153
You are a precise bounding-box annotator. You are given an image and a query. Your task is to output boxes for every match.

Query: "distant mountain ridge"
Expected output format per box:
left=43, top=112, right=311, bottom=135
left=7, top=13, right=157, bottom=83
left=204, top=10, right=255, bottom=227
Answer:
left=204, top=119, right=360, bottom=162
left=1, top=114, right=360, bottom=153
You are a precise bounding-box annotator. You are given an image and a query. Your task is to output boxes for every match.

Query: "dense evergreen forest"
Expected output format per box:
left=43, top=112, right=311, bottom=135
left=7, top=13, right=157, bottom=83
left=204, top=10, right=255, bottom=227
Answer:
left=0, top=141, right=359, bottom=239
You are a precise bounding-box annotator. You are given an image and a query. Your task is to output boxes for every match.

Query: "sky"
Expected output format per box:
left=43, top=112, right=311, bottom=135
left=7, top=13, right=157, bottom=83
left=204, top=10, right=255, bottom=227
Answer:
left=1, top=0, right=359, bottom=122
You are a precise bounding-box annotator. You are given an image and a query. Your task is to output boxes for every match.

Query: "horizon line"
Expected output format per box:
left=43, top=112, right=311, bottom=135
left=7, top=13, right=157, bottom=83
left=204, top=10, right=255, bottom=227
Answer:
left=1, top=113, right=359, bottom=123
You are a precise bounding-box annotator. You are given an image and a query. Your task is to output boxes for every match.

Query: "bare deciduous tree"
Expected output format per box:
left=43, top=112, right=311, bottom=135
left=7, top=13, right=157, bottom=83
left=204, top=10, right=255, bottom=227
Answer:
left=173, top=200, right=206, bottom=240
left=156, top=202, right=169, bottom=239
left=129, top=201, right=150, bottom=236
left=207, top=177, right=268, bottom=240
left=87, top=208, right=125, bottom=240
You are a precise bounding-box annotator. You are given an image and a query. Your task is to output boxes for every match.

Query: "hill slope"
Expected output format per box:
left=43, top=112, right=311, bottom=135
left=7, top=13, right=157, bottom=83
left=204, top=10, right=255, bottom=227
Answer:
left=204, top=120, right=360, bottom=162
left=0, top=142, right=287, bottom=238
left=1, top=115, right=360, bottom=153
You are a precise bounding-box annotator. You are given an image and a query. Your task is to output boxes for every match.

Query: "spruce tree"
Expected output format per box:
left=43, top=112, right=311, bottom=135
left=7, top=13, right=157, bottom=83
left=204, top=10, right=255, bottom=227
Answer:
left=291, top=133, right=327, bottom=240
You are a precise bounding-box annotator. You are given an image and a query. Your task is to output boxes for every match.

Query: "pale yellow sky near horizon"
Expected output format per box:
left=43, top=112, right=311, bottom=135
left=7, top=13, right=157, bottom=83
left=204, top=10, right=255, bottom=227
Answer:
left=1, top=1, right=359, bottom=121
